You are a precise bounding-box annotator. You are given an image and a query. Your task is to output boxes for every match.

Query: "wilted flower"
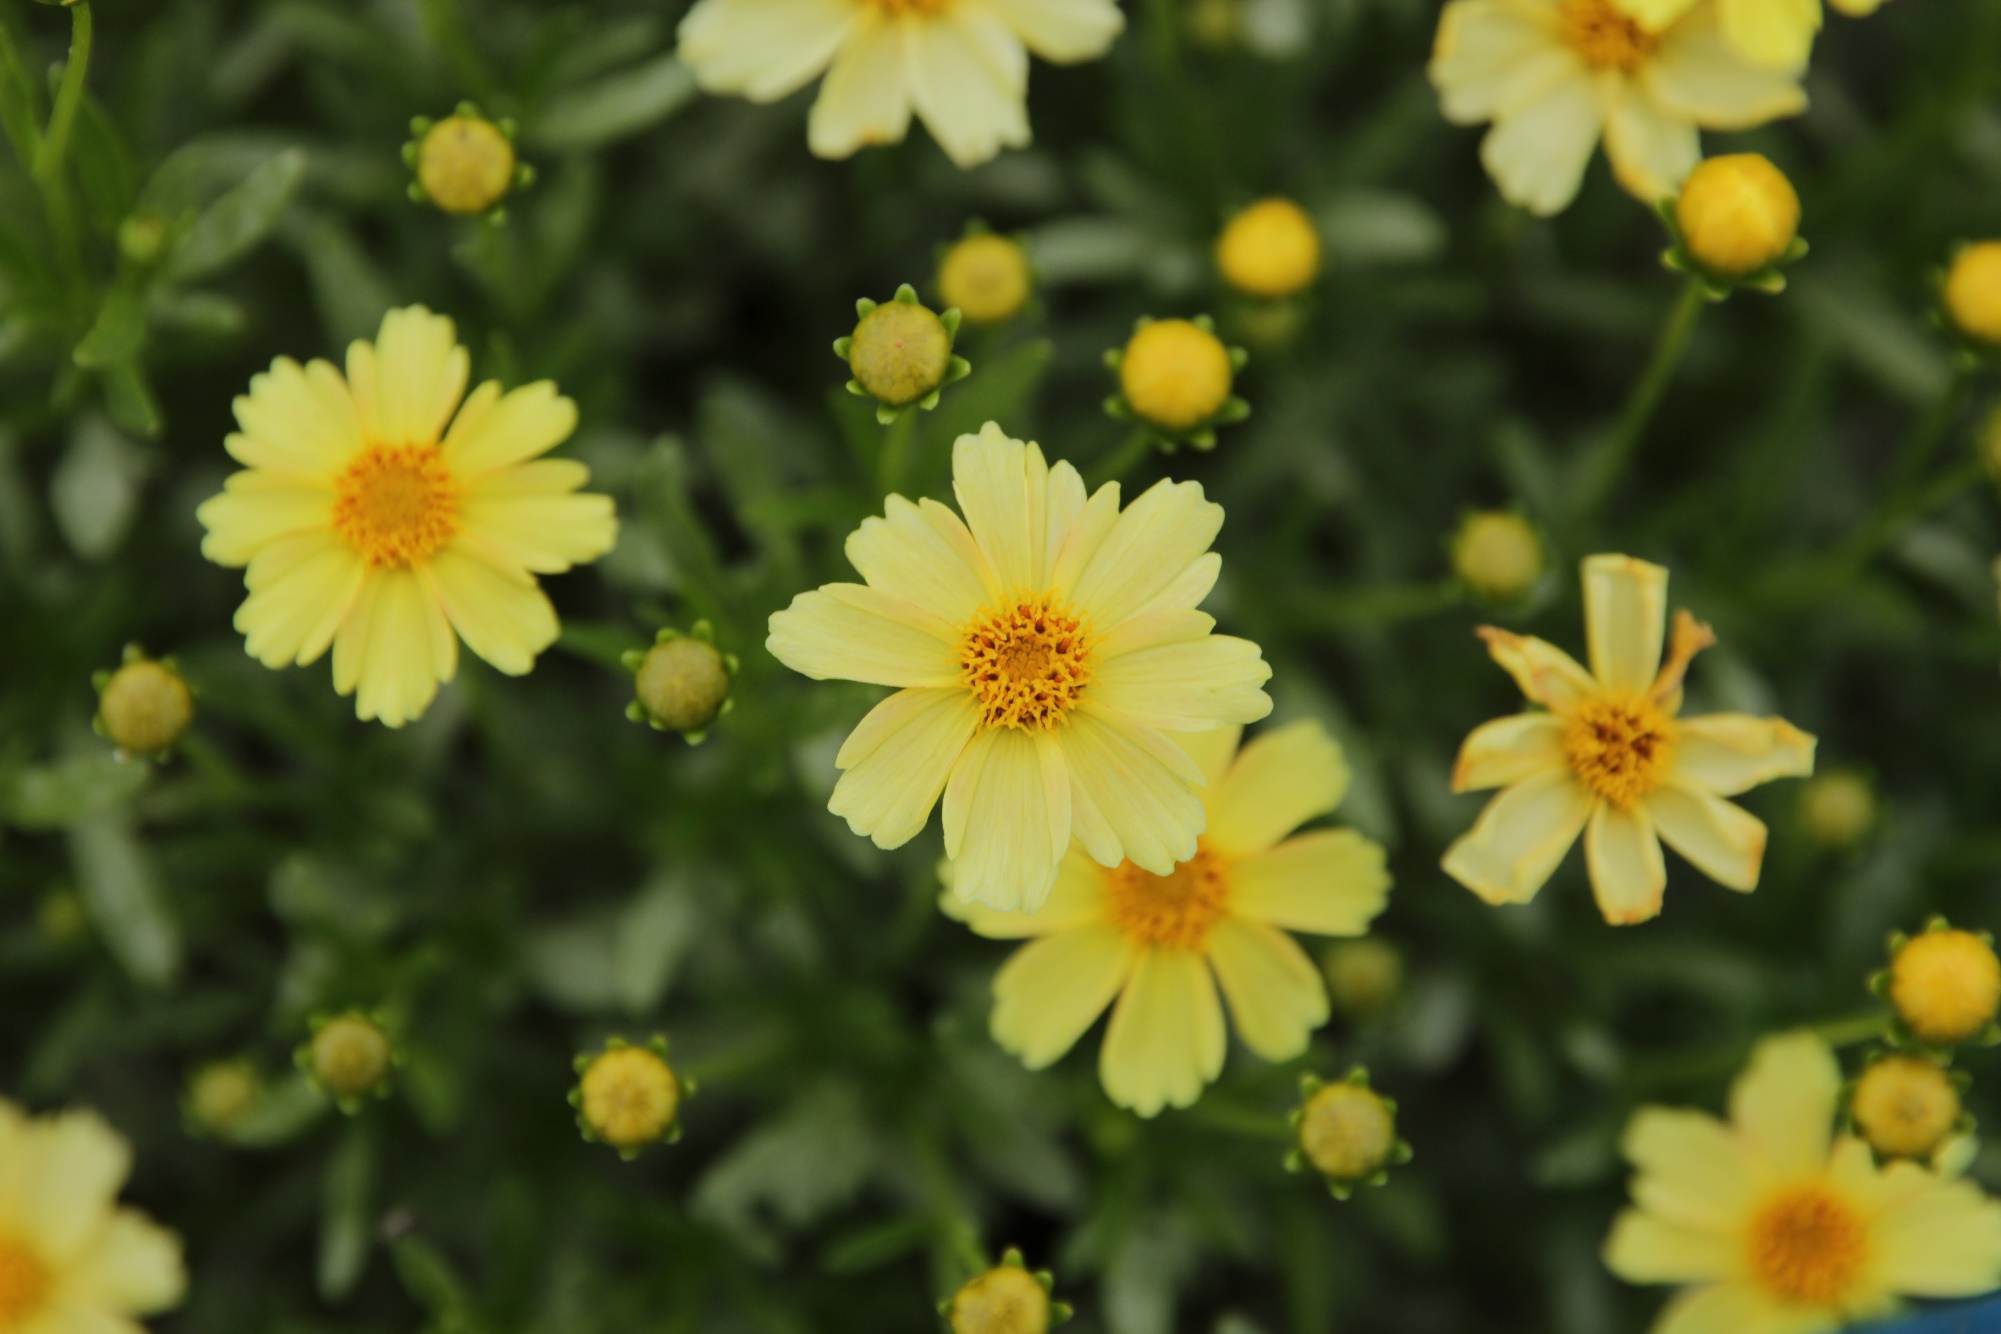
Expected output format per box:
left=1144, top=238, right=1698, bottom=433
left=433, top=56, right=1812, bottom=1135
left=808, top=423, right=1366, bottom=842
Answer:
left=1216, top=198, right=1322, bottom=300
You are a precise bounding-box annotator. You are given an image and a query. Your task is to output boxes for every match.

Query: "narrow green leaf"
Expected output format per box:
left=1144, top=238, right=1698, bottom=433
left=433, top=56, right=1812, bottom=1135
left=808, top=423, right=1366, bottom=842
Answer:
left=389, top=1234, right=472, bottom=1320
left=72, top=284, right=146, bottom=369
left=2, top=752, right=147, bottom=829
left=318, top=1119, right=375, bottom=1302
left=529, top=54, right=696, bottom=151
left=162, top=147, right=305, bottom=283
left=0, top=22, right=42, bottom=170
left=71, top=94, right=136, bottom=234
left=99, top=360, right=163, bottom=439
left=66, top=814, right=181, bottom=989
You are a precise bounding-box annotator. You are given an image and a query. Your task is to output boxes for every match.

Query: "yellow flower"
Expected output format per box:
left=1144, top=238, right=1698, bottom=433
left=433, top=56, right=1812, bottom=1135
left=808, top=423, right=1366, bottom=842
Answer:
left=1443, top=555, right=1815, bottom=925
left=939, top=233, right=1033, bottom=326
left=410, top=112, right=520, bottom=216
left=1215, top=198, right=1322, bottom=299
left=946, top=1252, right=1062, bottom=1334
left=95, top=651, right=194, bottom=757
left=676, top=0, right=1125, bottom=169
left=1944, top=242, right=2001, bottom=347
left=1674, top=152, right=1800, bottom=277
left=1887, top=926, right=2001, bottom=1047
left=573, top=1040, right=683, bottom=1156
left=196, top=307, right=618, bottom=728
left=303, top=1011, right=393, bottom=1110
left=769, top=422, right=1274, bottom=913
left=1612, top=0, right=1894, bottom=70
left=1797, top=768, right=1876, bottom=851
left=1850, top=1054, right=1961, bottom=1164
left=1450, top=510, right=1545, bottom=601
left=1113, top=318, right=1245, bottom=443
left=1604, top=1032, right=2001, bottom=1330
left=1428, top=0, right=1805, bottom=217
left=0, top=1102, right=186, bottom=1334
left=947, top=721, right=1388, bottom=1115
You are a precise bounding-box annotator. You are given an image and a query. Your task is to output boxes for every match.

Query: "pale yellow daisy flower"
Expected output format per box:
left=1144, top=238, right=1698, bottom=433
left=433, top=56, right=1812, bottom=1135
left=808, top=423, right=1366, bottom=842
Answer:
left=1611, top=0, right=1893, bottom=72
left=1442, top=555, right=1815, bottom=925
left=676, top=0, right=1125, bottom=169
left=197, top=307, right=618, bottom=728
left=1604, top=1032, right=2001, bottom=1331
left=1427, top=0, right=1805, bottom=217
left=767, top=421, right=1273, bottom=913
left=0, top=1102, right=186, bottom=1334
left=946, top=722, right=1390, bottom=1116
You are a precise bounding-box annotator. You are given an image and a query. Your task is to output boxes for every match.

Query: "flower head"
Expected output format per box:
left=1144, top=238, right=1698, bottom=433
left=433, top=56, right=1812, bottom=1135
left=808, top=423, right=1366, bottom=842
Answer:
left=1798, top=768, right=1877, bottom=851
left=625, top=622, right=737, bottom=742
left=94, top=647, right=193, bottom=758
left=1216, top=198, right=1322, bottom=300
left=676, top=0, right=1124, bottom=169
left=404, top=104, right=530, bottom=218
left=1105, top=317, right=1250, bottom=451
left=1672, top=152, right=1802, bottom=280
left=196, top=307, right=618, bottom=727
left=939, top=230, right=1033, bottom=326
left=183, top=1058, right=261, bottom=1138
left=1611, top=0, right=1897, bottom=70
left=1323, top=938, right=1405, bottom=1018
left=1881, top=922, right=2001, bottom=1048
left=0, top=1103, right=185, bottom=1333
left=1944, top=242, right=2001, bottom=348
left=770, top=422, right=1274, bottom=912
left=1429, top=0, right=1806, bottom=216
left=1850, top=1053, right=1964, bottom=1163
left=571, top=1037, right=684, bottom=1158
left=837, top=286, right=970, bottom=423
left=1443, top=555, right=1816, bottom=925
left=300, top=1011, right=394, bottom=1111
left=946, top=721, right=1387, bottom=1114
left=1450, top=510, right=1546, bottom=602
left=944, top=1250, right=1069, bottom=1334
left=1289, top=1068, right=1411, bottom=1197
left=1604, top=1032, right=2001, bottom=1329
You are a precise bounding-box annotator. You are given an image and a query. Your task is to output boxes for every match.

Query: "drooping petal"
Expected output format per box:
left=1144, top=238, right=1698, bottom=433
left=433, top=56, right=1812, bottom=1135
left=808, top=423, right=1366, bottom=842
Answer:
left=808, top=14, right=915, bottom=159
left=906, top=7, right=1031, bottom=169
left=1205, top=918, right=1329, bottom=1061
left=1060, top=703, right=1205, bottom=876
left=196, top=470, right=335, bottom=568
left=1098, top=948, right=1226, bottom=1117
left=829, top=687, right=980, bottom=849
left=1601, top=84, right=1700, bottom=205
left=1478, top=66, right=1602, bottom=217
left=1452, top=713, right=1568, bottom=792
left=676, top=0, right=856, bottom=101
left=974, top=0, right=1124, bottom=62
left=226, top=356, right=364, bottom=477
left=1601, top=1210, right=1737, bottom=1284
left=1441, top=770, right=1594, bottom=904
left=332, top=568, right=456, bottom=727
left=846, top=494, right=996, bottom=623
left=990, top=924, right=1136, bottom=1068
left=234, top=535, right=366, bottom=669
left=58, top=1209, right=186, bottom=1314
left=456, top=486, right=618, bottom=576
left=1204, top=720, right=1349, bottom=858
left=1869, top=1164, right=2001, bottom=1297
left=1671, top=715, right=1817, bottom=796
left=943, top=727, right=1070, bottom=912
left=1476, top=627, right=1599, bottom=712
left=1068, top=478, right=1226, bottom=630
left=1642, top=3, right=1810, bottom=127
left=1229, top=830, right=1391, bottom=937
left=1584, top=554, right=1669, bottom=693
left=1088, top=633, right=1273, bottom=737
left=439, top=382, right=580, bottom=482
left=1428, top=0, right=1577, bottom=124
left=1728, top=1031, right=1838, bottom=1180
left=766, top=585, right=961, bottom=687
left=1716, top=0, right=1820, bottom=72
left=944, top=846, right=1107, bottom=939
left=950, top=424, right=1053, bottom=591
left=1621, top=1107, right=1760, bottom=1230
left=1645, top=781, right=1766, bottom=891
left=347, top=307, right=468, bottom=448
left=1584, top=800, right=1668, bottom=925
left=15, top=1110, right=129, bottom=1261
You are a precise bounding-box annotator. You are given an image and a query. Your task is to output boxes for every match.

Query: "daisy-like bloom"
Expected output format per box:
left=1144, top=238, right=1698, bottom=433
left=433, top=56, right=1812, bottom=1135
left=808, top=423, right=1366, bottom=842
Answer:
left=1442, top=555, right=1815, bottom=925
left=1611, top=0, right=1892, bottom=72
left=676, top=0, right=1125, bottom=170
left=1427, top=0, right=1805, bottom=217
left=196, top=307, right=618, bottom=727
left=0, top=1101, right=186, bottom=1334
left=1604, top=1032, right=2001, bottom=1332
left=770, top=423, right=1272, bottom=912
left=946, top=722, right=1389, bottom=1115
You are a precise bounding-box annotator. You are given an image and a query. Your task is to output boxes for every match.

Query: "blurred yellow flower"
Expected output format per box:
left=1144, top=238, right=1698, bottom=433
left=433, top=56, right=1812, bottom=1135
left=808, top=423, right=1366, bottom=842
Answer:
left=770, top=422, right=1273, bottom=912
left=1604, top=1032, right=2001, bottom=1329
left=1428, top=0, right=1805, bottom=216
left=1887, top=925, right=2001, bottom=1046
left=676, top=0, right=1125, bottom=169
left=947, top=722, right=1388, bottom=1115
left=1674, top=152, right=1800, bottom=277
left=938, top=232, right=1033, bottom=325
left=1216, top=198, right=1322, bottom=299
left=1849, top=1053, right=1961, bottom=1163
left=197, top=307, right=618, bottom=728
left=1945, top=242, right=2001, bottom=347
left=1118, top=319, right=1235, bottom=433
left=0, top=1102, right=186, bottom=1334
left=1612, top=0, right=1895, bottom=70
left=1443, top=555, right=1815, bottom=925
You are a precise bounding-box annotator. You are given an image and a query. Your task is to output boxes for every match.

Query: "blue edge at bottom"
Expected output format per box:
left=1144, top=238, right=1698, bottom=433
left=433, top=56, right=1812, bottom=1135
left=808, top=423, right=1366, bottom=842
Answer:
left=1867, top=1297, right=2001, bottom=1332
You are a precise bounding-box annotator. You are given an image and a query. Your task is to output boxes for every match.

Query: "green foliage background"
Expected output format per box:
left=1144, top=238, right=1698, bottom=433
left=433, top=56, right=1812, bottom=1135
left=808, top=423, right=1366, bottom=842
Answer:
left=3, top=0, right=2001, bottom=1331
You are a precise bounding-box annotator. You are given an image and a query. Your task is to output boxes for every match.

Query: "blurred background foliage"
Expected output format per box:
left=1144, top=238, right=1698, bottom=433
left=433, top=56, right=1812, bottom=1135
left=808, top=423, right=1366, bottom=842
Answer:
left=3, top=0, right=2001, bottom=1331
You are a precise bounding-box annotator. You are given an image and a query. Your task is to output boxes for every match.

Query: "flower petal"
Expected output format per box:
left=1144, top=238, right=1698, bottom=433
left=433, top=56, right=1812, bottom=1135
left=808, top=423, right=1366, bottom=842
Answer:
left=1098, top=948, right=1225, bottom=1116
left=1870, top=1164, right=2001, bottom=1297
left=1479, top=66, right=1602, bottom=217
left=1621, top=1106, right=1760, bottom=1230
left=1601, top=1210, right=1737, bottom=1284
left=16, top=1110, right=129, bottom=1261
left=974, top=0, right=1123, bottom=61
left=418, top=548, right=558, bottom=677
left=676, top=0, right=856, bottom=100
left=830, top=687, right=980, bottom=849
left=1611, top=0, right=1699, bottom=29
left=227, top=356, right=363, bottom=477
left=1601, top=83, right=1700, bottom=204
left=950, top=424, right=1056, bottom=591
left=1584, top=800, right=1668, bottom=925
left=1452, top=712, right=1568, bottom=792
left=1728, top=1031, right=1838, bottom=1180
left=990, top=924, right=1136, bottom=1068
left=944, top=846, right=1107, bottom=938
left=1645, top=781, right=1766, bottom=891
left=1171, top=724, right=1242, bottom=792
left=846, top=494, right=998, bottom=622
left=1671, top=714, right=1816, bottom=796
left=767, top=585, right=962, bottom=687
left=1089, top=632, right=1273, bottom=737
left=943, top=727, right=1070, bottom=912
left=1441, top=770, right=1594, bottom=904
left=906, top=6, right=1030, bottom=169
left=1642, top=3, right=1810, bottom=126
left=1204, top=720, right=1349, bottom=858
left=457, top=486, right=617, bottom=576
left=1584, top=554, right=1669, bottom=693
left=439, top=381, right=579, bottom=482
left=60, top=1208, right=185, bottom=1314
left=1651, top=1282, right=1816, bottom=1334
left=234, top=535, right=366, bottom=669
left=1716, top=0, right=1819, bottom=72
left=196, top=471, right=334, bottom=568
left=1205, top=918, right=1328, bottom=1061
left=1230, top=830, right=1391, bottom=936
left=1429, top=0, right=1577, bottom=124
left=1069, top=478, right=1226, bottom=630
left=347, top=307, right=468, bottom=448
left=1060, top=703, right=1205, bottom=876
left=1476, top=627, right=1599, bottom=711
left=808, top=13, right=915, bottom=159
left=332, top=568, right=455, bottom=727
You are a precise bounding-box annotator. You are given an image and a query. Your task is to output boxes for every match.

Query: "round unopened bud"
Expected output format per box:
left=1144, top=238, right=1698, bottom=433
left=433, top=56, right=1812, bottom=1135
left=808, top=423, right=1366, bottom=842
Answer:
left=186, top=1059, right=261, bottom=1135
left=117, top=215, right=166, bottom=266
left=1675, top=154, right=1800, bottom=278
left=1217, top=198, right=1322, bottom=299
left=1451, top=511, right=1544, bottom=601
left=1798, top=770, right=1876, bottom=851
left=1851, top=1054, right=1960, bottom=1161
left=308, top=1013, right=392, bottom=1105
left=939, top=234, right=1032, bottom=326
left=1186, top=0, right=1243, bottom=49
left=634, top=637, right=731, bottom=735
left=1945, top=242, right=2001, bottom=346
left=1120, top=320, right=1234, bottom=432
left=36, top=889, right=86, bottom=944
left=1323, top=939, right=1404, bottom=1019
left=416, top=115, right=517, bottom=216
left=948, top=1264, right=1050, bottom=1334
left=98, top=658, right=194, bottom=756
left=578, top=1045, right=681, bottom=1151
left=1298, top=1082, right=1395, bottom=1182
left=849, top=300, right=954, bottom=406
left=1889, top=928, right=2001, bottom=1045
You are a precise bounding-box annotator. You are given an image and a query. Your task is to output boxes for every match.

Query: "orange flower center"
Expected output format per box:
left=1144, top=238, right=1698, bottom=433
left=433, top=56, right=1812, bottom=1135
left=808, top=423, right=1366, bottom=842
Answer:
left=1559, top=0, right=1659, bottom=70
left=0, top=1236, right=50, bottom=1328
left=1745, top=1185, right=1869, bottom=1309
left=958, top=594, right=1094, bottom=732
left=1563, top=692, right=1676, bottom=807
left=332, top=443, right=461, bottom=569
left=1105, top=846, right=1231, bottom=950
left=873, top=0, right=949, bottom=13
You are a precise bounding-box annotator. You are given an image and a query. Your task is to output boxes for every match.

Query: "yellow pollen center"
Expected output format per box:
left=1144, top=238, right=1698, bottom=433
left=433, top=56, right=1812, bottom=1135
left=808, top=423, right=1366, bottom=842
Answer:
left=1559, top=0, right=1659, bottom=70
left=1563, top=692, right=1676, bottom=807
left=873, top=0, right=949, bottom=12
left=1745, top=1185, right=1869, bottom=1309
left=0, top=1237, right=50, bottom=1328
left=332, top=444, right=461, bottom=569
left=959, top=595, right=1094, bottom=732
left=1104, top=846, right=1231, bottom=950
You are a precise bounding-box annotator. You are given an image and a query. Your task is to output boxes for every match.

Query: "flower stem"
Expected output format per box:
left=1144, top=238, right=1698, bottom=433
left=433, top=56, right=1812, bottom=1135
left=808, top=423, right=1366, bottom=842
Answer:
left=876, top=408, right=919, bottom=497
left=1580, top=277, right=1706, bottom=523
left=1088, top=426, right=1157, bottom=491
left=34, top=3, right=91, bottom=191
left=1887, top=365, right=1973, bottom=495
left=1810, top=1010, right=1891, bottom=1048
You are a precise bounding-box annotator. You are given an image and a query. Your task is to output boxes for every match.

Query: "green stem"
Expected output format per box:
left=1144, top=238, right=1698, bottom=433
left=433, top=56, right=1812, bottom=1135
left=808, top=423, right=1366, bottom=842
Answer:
left=1581, top=278, right=1706, bottom=522
left=1087, top=426, right=1158, bottom=491
left=1144, top=0, right=1180, bottom=74
left=1810, top=1011, right=1891, bottom=1049
left=912, top=1132, right=987, bottom=1280
left=1887, top=366, right=1972, bottom=496
left=875, top=408, right=919, bottom=497
left=1290, top=580, right=1465, bottom=632
left=1829, top=457, right=1984, bottom=575
left=34, top=3, right=90, bottom=190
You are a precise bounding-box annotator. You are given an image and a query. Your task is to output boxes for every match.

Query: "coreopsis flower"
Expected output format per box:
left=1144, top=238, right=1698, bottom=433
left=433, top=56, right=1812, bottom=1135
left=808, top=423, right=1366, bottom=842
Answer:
left=196, top=307, right=618, bottom=727
left=1289, top=1068, right=1412, bottom=1198
left=1670, top=152, right=1803, bottom=286
left=1879, top=921, right=2001, bottom=1048
left=769, top=422, right=1274, bottom=913
left=944, top=1249, right=1070, bottom=1334
left=1427, top=0, right=1805, bottom=217
left=0, top=1101, right=186, bottom=1333
left=94, top=647, right=194, bottom=758
left=1443, top=555, right=1816, bottom=925
left=1612, top=0, right=1894, bottom=71
left=946, top=722, right=1388, bottom=1114
left=570, top=1037, right=685, bottom=1158
left=299, top=1011, right=394, bottom=1112
left=1604, top=1032, right=2001, bottom=1330
left=403, top=103, right=531, bottom=218
left=675, top=0, right=1125, bottom=169
left=1849, top=1053, right=1966, bottom=1164
left=1216, top=198, right=1322, bottom=300
left=1450, top=510, right=1546, bottom=603
left=938, top=229, right=1034, bottom=326
left=1105, top=317, right=1250, bottom=451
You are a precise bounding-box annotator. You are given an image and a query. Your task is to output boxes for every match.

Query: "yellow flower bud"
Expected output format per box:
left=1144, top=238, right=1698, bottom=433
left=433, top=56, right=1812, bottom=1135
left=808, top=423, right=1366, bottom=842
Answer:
left=938, top=233, right=1032, bottom=326
left=848, top=299, right=954, bottom=407
left=1888, top=928, right=2001, bottom=1046
left=1216, top=198, right=1322, bottom=299
left=1119, top=319, right=1234, bottom=432
left=306, top=1013, right=393, bottom=1108
left=1297, top=1080, right=1397, bottom=1183
left=631, top=634, right=733, bottom=737
left=1945, top=242, right=2001, bottom=346
left=1323, top=939, right=1404, bottom=1019
left=1797, top=770, right=1876, bottom=851
left=1674, top=154, right=1801, bottom=278
left=185, top=1059, right=261, bottom=1136
left=948, top=1261, right=1051, bottom=1334
left=97, top=656, right=194, bottom=756
left=576, top=1042, right=681, bottom=1153
left=1851, top=1054, right=1960, bottom=1162
left=415, top=114, right=518, bottom=216
left=1450, top=511, right=1545, bottom=601
left=1186, top=0, right=1243, bottom=50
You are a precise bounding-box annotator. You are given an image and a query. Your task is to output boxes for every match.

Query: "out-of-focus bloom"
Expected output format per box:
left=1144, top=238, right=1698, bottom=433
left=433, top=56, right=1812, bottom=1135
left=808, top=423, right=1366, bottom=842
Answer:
left=196, top=307, right=618, bottom=727
left=1944, top=243, right=2001, bottom=348
left=1850, top=1053, right=1965, bottom=1164
left=1323, top=937, right=1404, bottom=1018
left=676, top=0, right=1125, bottom=169
left=0, top=1103, right=186, bottom=1333
left=1216, top=198, right=1322, bottom=299
left=948, top=722, right=1387, bottom=1115
left=1428, top=0, right=1805, bottom=217
left=1451, top=510, right=1546, bottom=602
left=1105, top=317, right=1249, bottom=450
left=1443, top=555, right=1816, bottom=925
left=404, top=104, right=530, bottom=218
left=94, top=648, right=194, bottom=757
left=1604, top=1032, right=2001, bottom=1329
left=769, top=422, right=1273, bottom=913
left=1797, top=769, right=1876, bottom=851
left=183, top=1059, right=262, bottom=1138
left=300, top=1011, right=394, bottom=1112
left=1673, top=153, right=1800, bottom=278
left=944, top=1249, right=1069, bottom=1334
left=836, top=285, right=971, bottom=423
left=571, top=1038, right=684, bottom=1158
left=1612, top=0, right=1897, bottom=71
left=1879, top=922, right=2001, bottom=1048
left=1289, top=1068, right=1411, bottom=1198
left=939, top=231, right=1033, bottom=326
left=625, top=622, right=737, bottom=742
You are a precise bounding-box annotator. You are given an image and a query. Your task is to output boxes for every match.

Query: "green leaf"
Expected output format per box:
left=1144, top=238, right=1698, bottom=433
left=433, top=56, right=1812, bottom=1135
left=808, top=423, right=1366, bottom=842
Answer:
left=161, top=147, right=305, bottom=283
left=99, top=360, right=163, bottom=439
left=0, top=22, right=42, bottom=171
left=924, top=338, right=1055, bottom=454
left=613, top=873, right=701, bottom=1014
left=529, top=54, right=696, bottom=151
left=49, top=413, right=148, bottom=560
left=2, top=752, right=147, bottom=829
left=72, top=285, right=146, bottom=370
left=71, top=94, right=136, bottom=234
left=225, top=1073, right=330, bottom=1148
left=318, top=1119, right=375, bottom=1302
left=282, top=212, right=393, bottom=348
left=67, top=815, right=181, bottom=989
left=389, top=1234, right=471, bottom=1321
